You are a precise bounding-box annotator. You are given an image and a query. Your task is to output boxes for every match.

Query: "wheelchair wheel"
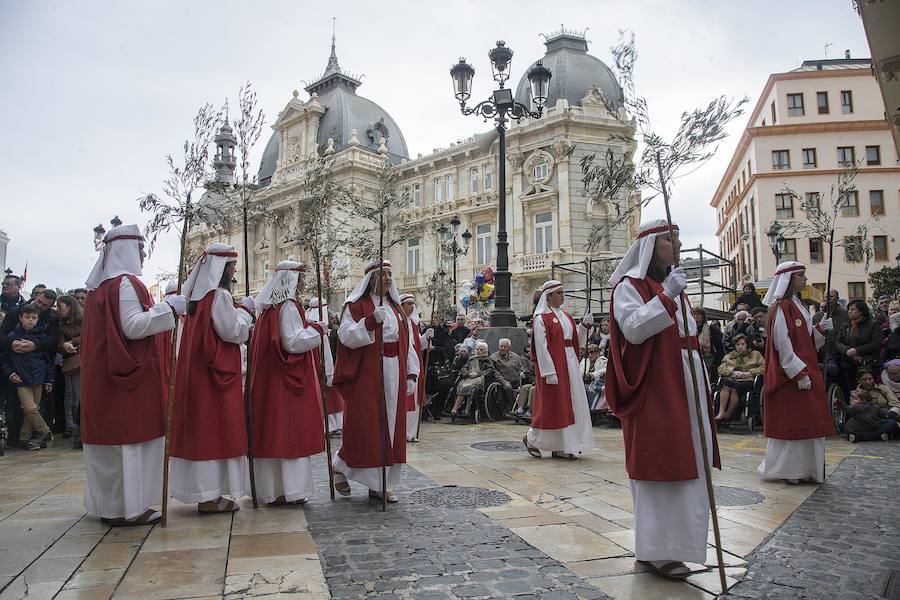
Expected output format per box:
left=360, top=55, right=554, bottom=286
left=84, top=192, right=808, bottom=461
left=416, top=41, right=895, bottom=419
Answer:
left=828, top=383, right=845, bottom=431
left=483, top=382, right=508, bottom=422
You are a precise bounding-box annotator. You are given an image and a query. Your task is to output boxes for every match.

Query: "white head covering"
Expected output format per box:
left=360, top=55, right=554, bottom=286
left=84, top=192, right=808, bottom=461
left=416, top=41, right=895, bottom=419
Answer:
left=344, top=260, right=401, bottom=306
left=256, top=260, right=306, bottom=310
left=306, top=297, right=329, bottom=324
left=85, top=224, right=145, bottom=290
left=608, top=219, right=679, bottom=287
left=533, top=280, right=564, bottom=316
left=762, top=261, right=805, bottom=306
left=165, top=281, right=178, bottom=295
left=181, top=242, right=239, bottom=302
left=399, top=292, right=420, bottom=325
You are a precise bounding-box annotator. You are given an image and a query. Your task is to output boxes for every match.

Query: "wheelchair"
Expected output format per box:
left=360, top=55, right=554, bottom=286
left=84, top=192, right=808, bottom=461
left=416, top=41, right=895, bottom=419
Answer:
left=823, top=360, right=848, bottom=432
left=713, top=375, right=764, bottom=434
left=446, top=370, right=513, bottom=425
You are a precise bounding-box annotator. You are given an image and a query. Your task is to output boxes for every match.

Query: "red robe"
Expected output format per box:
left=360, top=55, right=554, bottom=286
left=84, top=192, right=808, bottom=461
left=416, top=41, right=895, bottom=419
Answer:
left=333, top=296, right=408, bottom=468
left=80, top=275, right=168, bottom=445
left=406, top=321, right=423, bottom=411
left=530, top=311, right=578, bottom=429
left=763, top=298, right=835, bottom=440
left=249, top=300, right=325, bottom=459
left=607, top=276, right=721, bottom=481
left=170, top=291, right=247, bottom=461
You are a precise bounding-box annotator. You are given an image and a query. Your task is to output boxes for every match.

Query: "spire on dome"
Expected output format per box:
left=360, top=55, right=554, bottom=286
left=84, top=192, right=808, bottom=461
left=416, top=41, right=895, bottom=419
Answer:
left=324, top=18, right=340, bottom=76
left=304, top=23, right=363, bottom=96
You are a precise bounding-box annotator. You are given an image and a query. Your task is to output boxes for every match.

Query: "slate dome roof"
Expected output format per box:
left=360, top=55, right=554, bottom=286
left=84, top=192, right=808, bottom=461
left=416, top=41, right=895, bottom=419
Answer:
left=258, top=40, right=408, bottom=187
left=514, top=29, right=623, bottom=110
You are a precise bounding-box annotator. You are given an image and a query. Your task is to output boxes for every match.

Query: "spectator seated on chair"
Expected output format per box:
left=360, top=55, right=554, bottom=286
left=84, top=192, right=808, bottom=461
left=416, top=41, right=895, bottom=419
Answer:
left=580, top=344, right=607, bottom=410
left=449, top=342, right=506, bottom=420
left=715, top=334, right=764, bottom=423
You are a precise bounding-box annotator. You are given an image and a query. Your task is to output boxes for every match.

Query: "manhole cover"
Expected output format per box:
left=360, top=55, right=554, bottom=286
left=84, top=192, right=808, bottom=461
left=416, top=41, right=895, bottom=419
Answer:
left=713, top=485, right=764, bottom=507
left=408, top=485, right=512, bottom=509
left=471, top=441, right=523, bottom=452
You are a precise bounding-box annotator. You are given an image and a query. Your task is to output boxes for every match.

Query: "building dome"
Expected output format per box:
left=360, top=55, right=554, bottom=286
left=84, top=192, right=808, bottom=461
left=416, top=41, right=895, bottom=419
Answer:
left=258, top=39, right=408, bottom=186
left=514, top=29, right=623, bottom=110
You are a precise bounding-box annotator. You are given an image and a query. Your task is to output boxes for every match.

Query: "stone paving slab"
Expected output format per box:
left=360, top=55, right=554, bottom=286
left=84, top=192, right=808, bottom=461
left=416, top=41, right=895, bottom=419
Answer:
left=303, top=456, right=612, bottom=600
left=727, top=443, right=900, bottom=600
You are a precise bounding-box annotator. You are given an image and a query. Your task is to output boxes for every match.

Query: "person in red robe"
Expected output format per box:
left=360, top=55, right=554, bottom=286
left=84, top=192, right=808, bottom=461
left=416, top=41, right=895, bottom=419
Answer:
left=249, top=260, right=328, bottom=506
left=524, top=280, right=595, bottom=459
left=758, top=261, right=834, bottom=483
left=400, top=293, right=433, bottom=442
left=306, top=298, right=343, bottom=435
left=169, top=242, right=255, bottom=513
left=81, top=224, right=184, bottom=525
left=332, top=260, right=419, bottom=503
left=606, top=219, right=721, bottom=579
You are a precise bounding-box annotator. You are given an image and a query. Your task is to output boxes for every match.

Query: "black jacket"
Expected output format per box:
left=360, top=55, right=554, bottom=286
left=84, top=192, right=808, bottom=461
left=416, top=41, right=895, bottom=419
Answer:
left=730, top=291, right=764, bottom=312
left=0, top=293, right=26, bottom=314
left=835, top=316, right=882, bottom=369
left=450, top=325, right=471, bottom=345
left=0, top=306, right=59, bottom=357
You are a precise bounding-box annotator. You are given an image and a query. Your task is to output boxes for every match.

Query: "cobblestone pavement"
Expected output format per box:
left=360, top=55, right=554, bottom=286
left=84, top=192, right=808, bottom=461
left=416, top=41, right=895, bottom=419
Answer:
left=303, top=457, right=611, bottom=600
left=727, top=442, right=900, bottom=600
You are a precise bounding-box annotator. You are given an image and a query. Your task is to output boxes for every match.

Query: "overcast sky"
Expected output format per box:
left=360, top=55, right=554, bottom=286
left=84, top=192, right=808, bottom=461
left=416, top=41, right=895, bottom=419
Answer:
left=0, top=0, right=871, bottom=292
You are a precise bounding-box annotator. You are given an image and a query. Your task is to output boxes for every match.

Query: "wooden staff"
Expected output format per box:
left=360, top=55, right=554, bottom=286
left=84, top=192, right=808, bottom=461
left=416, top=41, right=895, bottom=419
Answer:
left=583, top=257, right=593, bottom=378
left=241, top=201, right=259, bottom=509
left=415, top=293, right=437, bottom=440
left=161, top=195, right=192, bottom=527
left=314, top=252, right=336, bottom=500
left=656, top=152, right=727, bottom=594
left=376, top=211, right=388, bottom=512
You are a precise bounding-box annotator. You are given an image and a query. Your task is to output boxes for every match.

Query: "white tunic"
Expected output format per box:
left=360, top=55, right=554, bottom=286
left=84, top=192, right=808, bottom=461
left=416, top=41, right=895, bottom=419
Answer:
left=758, top=296, right=827, bottom=482
left=306, top=305, right=343, bottom=432
left=406, top=320, right=429, bottom=441
left=527, top=308, right=595, bottom=455
left=253, top=302, right=330, bottom=504
left=332, top=294, right=419, bottom=490
left=83, top=277, right=175, bottom=520
left=169, top=288, right=253, bottom=504
left=614, top=280, right=713, bottom=564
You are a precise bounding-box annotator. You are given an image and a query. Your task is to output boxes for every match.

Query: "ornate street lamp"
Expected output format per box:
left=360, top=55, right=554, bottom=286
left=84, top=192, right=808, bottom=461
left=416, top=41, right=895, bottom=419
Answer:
left=766, top=222, right=785, bottom=264
left=437, top=216, right=471, bottom=311
left=450, top=41, right=551, bottom=327
left=93, top=223, right=106, bottom=252
left=110, top=215, right=123, bottom=228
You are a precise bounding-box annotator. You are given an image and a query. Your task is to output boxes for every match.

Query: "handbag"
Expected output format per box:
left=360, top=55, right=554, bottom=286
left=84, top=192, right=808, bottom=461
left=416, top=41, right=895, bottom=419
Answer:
left=61, top=353, right=81, bottom=374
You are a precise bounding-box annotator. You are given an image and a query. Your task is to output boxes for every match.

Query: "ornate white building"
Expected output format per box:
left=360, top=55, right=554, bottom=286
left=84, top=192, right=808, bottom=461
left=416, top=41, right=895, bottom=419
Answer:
left=187, top=29, right=639, bottom=318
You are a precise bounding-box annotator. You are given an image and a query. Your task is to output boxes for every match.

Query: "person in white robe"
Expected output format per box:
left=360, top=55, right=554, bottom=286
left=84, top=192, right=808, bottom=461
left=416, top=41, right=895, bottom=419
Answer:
left=399, top=293, right=434, bottom=442
left=306, top=298, right=341, bottom=433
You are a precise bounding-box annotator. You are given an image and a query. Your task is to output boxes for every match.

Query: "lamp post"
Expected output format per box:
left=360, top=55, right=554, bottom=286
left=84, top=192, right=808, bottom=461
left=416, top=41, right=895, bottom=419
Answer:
left=895, top=253, right=900, bottom=268
left=450, top=41, right=551, bottom=327
left=93, top=224, right=106, bottom=252
left=437, top=215, right=471, bottom=311
left=766, top=221, right=785, bottom=264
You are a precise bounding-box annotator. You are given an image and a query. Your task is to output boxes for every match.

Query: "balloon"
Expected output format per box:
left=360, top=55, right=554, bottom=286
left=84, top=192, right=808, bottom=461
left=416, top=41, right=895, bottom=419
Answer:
left=474, top=273, right=485, bottom=287
left=460, top=279, right=473, bottom=297
left=460, top=294, right=470, bottom=310
left=481, top=266, right=495, bottom=284
left=479, top=283, right=495, bottom=302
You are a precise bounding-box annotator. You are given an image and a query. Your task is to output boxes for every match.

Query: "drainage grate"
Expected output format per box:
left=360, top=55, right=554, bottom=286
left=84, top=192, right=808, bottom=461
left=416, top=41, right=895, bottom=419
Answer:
left=470, top=441, right=524, bottom=452
left=884, top=570, right=900, bottom=600
left=713, top=485, right=765, bottom=507
left=408, top=485, right=512, bottom=509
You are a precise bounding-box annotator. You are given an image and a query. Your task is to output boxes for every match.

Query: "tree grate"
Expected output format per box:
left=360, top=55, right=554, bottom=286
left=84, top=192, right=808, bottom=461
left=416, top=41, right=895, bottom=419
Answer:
left=470, top=440, right=525, bottom=452
left=713, top=485, right=765, bottom=507
left=408, top=485, right=512, bottom=509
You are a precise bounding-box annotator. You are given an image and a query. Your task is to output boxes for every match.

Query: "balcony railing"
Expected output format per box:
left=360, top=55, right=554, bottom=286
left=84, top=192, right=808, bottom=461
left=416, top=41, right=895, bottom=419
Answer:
left=517, top=250, right=562, bottom=274
left=399, top=274, right=422, bottom=290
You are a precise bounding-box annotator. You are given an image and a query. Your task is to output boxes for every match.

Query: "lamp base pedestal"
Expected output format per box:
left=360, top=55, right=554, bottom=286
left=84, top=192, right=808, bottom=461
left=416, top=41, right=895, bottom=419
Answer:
left=478, top=326, right=528, bottom=356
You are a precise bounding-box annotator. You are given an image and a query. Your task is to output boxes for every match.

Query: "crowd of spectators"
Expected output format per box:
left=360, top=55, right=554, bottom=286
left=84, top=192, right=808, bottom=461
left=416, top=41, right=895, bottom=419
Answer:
left=1, top=272, right=85, bottom=452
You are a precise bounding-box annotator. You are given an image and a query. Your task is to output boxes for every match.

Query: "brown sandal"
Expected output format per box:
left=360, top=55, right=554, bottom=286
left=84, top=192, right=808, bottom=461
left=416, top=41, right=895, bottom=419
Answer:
left=523, top=436, right=541, bottom=458
left=551, top=451, right=577, bottom=460
left=102, top=508, right=161, bottom=527
left=641, top=560, right=691, bottom=579
left=368, top=489, right=398, bottom=503
left=198, top=497, right=239, bottom=513
left=334, top=481, right=351, bottom=496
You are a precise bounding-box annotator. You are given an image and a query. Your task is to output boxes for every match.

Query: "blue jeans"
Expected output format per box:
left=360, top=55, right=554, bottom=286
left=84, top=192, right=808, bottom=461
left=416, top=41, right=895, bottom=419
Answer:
left=853, top=419, right=900, bottom=441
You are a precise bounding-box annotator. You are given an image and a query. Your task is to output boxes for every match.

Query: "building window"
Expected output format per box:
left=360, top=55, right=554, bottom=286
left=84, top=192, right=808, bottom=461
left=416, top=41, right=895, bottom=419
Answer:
left=841, top=191, right=859, bottom=217
left=802, top=148, right=817, bottom=168
left=412, top=183, right=421, bottom=208
left=484, top=165, right=493, bottom=191
left=874, top=235, right=889, bottom=261
left=771, top=101, right=776, bottom=124
left=434, top=177, right=443, bottom=203
left=406, top=238, right=420, bottom=275
left=475, top=223, right=492, bottom=265
left=848, top=282, right=866, bottom=300
left=533, top=162, right=549, bottom=181
left=817, top=91, right=829, bottom=114
left=866, top=145, right=881, bottom=166
left=534, top=212, right=553, bottom=253
left=470, top=167, right=479, bottom=194
left=782, top=238, right=797, bottom=262
left=840, top=90, right=853, bottom=113
left=775, top=193, right=794, bottom=218
left=772, top=150, right=790, bottom=170
left=844, top=236, right=863, bottom=262
left=837, top=146, right=855, bottom=167
left=446, top=173, right=455, bottom=201
left=870, top=190, right=884, bottom=215
left=809, top=238, right=824, bottom=263
left=787, top=93, right=804, bottom=116
left=805, top=192, right=820, bottom=215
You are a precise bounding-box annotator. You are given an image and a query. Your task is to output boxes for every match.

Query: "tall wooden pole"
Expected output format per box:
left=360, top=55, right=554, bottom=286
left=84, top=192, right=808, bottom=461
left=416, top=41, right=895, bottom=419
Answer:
left=241, top=197, right=259, bottom=509
left=161, top=192, right=192, bottom=527
left=376, top=207, right=388, bottom=512
left=314, top=251, right=336, bottom=500
left=583, top=257, right=593, bottom=377
left=416, top=293, right=437, bottom=440
left=655, top=152, right=727, bottom=594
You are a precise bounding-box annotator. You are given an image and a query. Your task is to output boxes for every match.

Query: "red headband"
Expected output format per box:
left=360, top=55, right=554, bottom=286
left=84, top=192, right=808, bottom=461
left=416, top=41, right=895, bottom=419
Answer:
left=774, top=264, right=805, bottom=276
left=365, top=262, right=392, bottom=274
left=276, top=265, right=306, bottom=272
left=542, top=282, right=563, bottom=293
left=637, top=224, right=679, bottom=239
left=104, top=234, right=144, bottom=243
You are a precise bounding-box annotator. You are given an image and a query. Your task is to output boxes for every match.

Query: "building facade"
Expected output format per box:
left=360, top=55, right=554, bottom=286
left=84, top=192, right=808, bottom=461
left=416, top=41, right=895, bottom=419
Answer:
left=186, top=29, right=638, bottom=318
left=711, top=57, right=900, bottom=302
